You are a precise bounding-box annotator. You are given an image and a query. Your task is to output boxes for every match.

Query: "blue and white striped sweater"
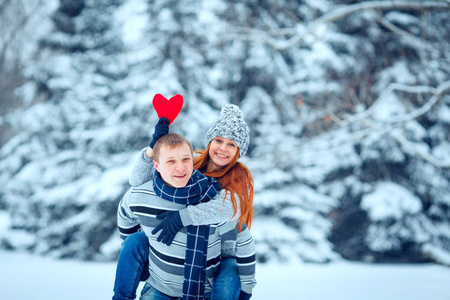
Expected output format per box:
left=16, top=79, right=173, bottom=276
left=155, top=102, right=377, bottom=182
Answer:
left=118, top=181, right=256, bottom=296
left=119, top=183, right=222, bottom=297
left=125, top=149, right=257, bottom=294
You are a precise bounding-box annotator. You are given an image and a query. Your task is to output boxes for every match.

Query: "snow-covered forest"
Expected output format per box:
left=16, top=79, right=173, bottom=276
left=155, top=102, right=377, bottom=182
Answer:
left=0, top=0, right=449, bottom=267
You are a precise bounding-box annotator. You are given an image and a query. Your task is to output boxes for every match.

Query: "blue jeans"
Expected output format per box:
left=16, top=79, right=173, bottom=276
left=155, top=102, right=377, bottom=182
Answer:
left=211, top=258, right=240, bottom=300
left=140, top=284, right=179, bottom=300
left=140, top=283, right=212, bottom=300
left=113, top=232, right=150, bottom=300
left=112, top=232, right=241, bottom=300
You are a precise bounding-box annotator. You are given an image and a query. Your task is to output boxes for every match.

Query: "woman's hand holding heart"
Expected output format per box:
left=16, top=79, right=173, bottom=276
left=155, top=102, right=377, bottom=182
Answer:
left=148, top=94, right=184, bottom=149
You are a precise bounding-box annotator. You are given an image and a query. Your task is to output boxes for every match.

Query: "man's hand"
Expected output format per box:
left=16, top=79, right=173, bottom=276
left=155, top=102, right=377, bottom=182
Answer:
left=151, top=211, right=183, bottom=246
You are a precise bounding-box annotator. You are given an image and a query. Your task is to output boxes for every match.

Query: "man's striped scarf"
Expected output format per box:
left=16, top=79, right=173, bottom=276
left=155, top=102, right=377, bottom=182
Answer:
left=153, top=169, right=221, bottom=300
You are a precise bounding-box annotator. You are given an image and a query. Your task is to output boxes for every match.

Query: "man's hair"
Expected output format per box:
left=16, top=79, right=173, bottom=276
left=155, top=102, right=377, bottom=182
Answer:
left=153, top=133, right=193, bottom=162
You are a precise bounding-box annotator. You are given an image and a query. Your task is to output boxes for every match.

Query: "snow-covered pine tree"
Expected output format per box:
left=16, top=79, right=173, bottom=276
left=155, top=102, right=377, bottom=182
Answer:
left=326, top=4, right=450, bottom=264
left=212, top=0, right=450, bottom=264
left=0, top=0, right=134, bottom=259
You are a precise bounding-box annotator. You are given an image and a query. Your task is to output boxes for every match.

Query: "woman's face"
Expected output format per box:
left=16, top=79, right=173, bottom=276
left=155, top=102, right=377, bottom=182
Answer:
left=207, top=137, right=238, bottom=171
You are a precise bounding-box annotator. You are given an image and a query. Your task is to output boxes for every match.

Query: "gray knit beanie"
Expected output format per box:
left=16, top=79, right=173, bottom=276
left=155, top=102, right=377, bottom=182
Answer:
left=206, top=104, right=250, bottom=157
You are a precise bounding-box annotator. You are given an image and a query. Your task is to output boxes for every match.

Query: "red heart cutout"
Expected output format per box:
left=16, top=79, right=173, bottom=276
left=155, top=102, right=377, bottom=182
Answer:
left=152, top=94, right=184, bottom=124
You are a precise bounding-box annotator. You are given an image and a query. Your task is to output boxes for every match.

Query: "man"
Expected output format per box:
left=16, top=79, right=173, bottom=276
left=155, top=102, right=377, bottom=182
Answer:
left=116, top=133, right=235, bottom=300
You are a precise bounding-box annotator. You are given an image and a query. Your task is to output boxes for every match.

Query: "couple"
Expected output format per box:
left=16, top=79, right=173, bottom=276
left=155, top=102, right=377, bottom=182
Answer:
left=113, top=104, right=257, bottom=300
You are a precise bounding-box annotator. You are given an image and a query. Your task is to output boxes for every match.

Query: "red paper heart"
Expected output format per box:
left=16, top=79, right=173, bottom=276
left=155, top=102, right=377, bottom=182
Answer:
left=152, top=94, right=184, bottom=124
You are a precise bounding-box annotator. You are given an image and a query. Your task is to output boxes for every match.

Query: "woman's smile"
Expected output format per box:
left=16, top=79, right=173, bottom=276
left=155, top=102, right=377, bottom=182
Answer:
left=215, top=152, right=229, bottom=159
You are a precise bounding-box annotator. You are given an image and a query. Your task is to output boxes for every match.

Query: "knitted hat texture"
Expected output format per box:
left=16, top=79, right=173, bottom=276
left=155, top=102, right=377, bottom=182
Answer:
left=206, top=104, right=250, bottom=157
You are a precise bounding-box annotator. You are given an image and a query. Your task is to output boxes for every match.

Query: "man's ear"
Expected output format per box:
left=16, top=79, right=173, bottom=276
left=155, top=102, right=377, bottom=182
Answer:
left=153, top=160, right=160, bottom=172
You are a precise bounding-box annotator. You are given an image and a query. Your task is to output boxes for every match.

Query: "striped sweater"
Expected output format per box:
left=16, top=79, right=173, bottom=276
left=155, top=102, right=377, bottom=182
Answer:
left=118, top=181, right=256, bottom=296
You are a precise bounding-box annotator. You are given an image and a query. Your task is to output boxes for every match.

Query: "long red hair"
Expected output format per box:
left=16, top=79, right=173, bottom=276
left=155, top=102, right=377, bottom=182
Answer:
left=193, top=145, right=254, bottom=230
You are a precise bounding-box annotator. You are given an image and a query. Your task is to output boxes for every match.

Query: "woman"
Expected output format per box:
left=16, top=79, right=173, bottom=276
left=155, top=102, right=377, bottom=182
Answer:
left=113, top=104, right=256, bottom=300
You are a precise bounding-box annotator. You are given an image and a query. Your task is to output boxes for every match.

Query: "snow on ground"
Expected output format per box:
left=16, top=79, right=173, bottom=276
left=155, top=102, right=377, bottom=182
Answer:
left=1, top=250, right=449, bottom=300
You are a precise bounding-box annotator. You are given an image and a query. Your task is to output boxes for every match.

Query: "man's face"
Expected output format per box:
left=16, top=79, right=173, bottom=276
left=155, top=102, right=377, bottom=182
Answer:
left=153, top=143, right=194, bottom=188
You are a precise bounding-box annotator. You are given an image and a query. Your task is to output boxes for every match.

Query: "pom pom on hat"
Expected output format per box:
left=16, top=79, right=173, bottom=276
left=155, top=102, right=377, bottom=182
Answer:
left=220, top=104, right=244, bottom=119
left=206, top=104, right=250, bottom=157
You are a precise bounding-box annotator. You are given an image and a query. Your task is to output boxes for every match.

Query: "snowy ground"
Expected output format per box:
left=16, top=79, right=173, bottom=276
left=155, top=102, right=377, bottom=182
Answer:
left=1, top=250, right=449, bottom=300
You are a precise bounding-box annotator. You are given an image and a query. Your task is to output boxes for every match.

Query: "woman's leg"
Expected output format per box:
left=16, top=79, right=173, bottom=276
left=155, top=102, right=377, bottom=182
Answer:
left=113, top=232, right=150, bottom=300
left=211, top=257, right=240, bottom=300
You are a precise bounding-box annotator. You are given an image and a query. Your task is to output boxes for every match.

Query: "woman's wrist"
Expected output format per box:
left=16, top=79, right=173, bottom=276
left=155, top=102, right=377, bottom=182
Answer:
left=179, top=209, right=193, bottom=226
